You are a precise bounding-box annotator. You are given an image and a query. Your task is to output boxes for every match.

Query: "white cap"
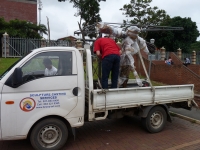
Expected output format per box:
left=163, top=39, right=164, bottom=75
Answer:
left=127, top=26, right=140, bottom=33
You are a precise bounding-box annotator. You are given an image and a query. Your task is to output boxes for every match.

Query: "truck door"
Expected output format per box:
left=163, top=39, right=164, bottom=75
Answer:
left=1, top=50, right=78, bottom=138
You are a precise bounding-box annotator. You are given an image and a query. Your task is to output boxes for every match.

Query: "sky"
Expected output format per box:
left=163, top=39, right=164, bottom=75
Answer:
left=38, top=0, right=200, bottom=41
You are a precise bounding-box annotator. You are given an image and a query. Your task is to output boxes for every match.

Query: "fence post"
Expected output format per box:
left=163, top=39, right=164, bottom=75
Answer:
left=160, top=46, right=166, bottom=60
left=177, top=48, right=182, bottom=60
left=41, top=38, right=46, bottom=47
left=191, top=51, right=196, bottom=64
left=76, top=39, right=84, bottom=56
left=2, top=32, right=9, bottom=58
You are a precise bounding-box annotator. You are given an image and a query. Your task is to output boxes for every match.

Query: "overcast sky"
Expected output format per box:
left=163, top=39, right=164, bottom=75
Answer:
left=39, top=0, right=200, bottom=41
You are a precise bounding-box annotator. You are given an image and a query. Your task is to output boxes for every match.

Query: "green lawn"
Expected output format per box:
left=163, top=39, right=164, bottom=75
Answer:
left=0, top=58, right=59, bottom=76
left=0, top=58, right=19, bottom=75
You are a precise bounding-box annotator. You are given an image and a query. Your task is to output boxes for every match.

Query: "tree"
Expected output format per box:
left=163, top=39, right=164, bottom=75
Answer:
left=0, top=17, right=9, bottom=36
left=120, top=0, right=170, bottom=38
left=75, top=0, right=102, bottom=42
left=190, top=41, right=200, bottom=53
left=146, top=17, right=200, bottom=53
left=58, top=0, right=103, bottom=43
left=0, top=17, right=47, bottom=39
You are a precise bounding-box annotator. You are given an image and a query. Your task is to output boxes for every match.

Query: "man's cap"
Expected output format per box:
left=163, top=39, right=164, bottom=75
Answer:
left=127, top=26, right=141, bottom=33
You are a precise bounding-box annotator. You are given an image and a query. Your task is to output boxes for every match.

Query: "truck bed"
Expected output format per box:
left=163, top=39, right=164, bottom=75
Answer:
left=84, top=48, right=194, bottom=113
left=91, top=83, right=194, bottom=111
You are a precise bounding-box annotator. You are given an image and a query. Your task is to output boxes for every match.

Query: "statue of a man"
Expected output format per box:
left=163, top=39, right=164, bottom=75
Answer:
left=96, top=23, right=149, bottom=87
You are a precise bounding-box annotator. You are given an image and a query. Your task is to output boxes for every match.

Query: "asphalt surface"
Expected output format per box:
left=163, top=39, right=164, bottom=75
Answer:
left=1, top=117, right=200, bottom=150
left=169, top=107, right=200, bottom=120
left=169, top=94, right=200, bottom=121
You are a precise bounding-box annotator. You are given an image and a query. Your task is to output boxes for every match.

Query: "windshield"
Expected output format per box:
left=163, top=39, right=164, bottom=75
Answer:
left=0, top=52, right=32, bottom=80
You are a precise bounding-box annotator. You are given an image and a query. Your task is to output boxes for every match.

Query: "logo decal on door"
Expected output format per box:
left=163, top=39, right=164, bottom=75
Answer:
left=20, top=97, right=36, bottom=112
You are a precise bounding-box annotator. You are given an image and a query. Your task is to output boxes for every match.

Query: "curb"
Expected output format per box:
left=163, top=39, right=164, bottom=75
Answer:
left=169, top=111, right=200, bottom=125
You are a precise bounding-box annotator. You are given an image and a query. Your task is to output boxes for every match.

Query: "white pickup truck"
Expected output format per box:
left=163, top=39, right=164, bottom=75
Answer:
left=0, top=46, right=195, bottom=150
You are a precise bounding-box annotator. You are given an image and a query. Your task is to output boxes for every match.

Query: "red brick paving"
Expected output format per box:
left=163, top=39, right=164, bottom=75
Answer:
left=0, top=116, right=200, bottom=150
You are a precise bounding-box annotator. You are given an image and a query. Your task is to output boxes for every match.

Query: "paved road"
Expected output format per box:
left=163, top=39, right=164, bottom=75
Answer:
left=169, top=94, right=200, bottom=121
left=170, top=107, right=200, bottom=120
left=1, top=116, right=200, bottom=150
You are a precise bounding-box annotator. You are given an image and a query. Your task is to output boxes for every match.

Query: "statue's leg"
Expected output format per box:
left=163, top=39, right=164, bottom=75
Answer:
left=118, top=54, right=127, bottom=87
left=119, top=65, right=130, bottom=88
left=127, top=54, right=143, bottom=87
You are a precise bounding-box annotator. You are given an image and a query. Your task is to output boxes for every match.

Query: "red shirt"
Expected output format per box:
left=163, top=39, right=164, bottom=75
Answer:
left=94, top=38, right=120, bottom=59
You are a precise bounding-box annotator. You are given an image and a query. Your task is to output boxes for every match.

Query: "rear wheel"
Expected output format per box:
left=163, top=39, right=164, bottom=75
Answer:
left=30, top=118, right=68, bottom=150
left=142, top=106, right=167, bottom=133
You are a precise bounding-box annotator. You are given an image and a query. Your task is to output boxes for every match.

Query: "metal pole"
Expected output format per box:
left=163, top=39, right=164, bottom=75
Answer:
left=38, top=0, right=43, bottom=36
left=4, top=36, right=6, bottom=58
left=148, top=54, right=152, bottom=77
left=38, top=0, right=42, bottom=25
left=46, top=16, right=50, bottom=46
left=148, top=39, right=155, bottom=78
left=3, top=33, right=8, bottom=58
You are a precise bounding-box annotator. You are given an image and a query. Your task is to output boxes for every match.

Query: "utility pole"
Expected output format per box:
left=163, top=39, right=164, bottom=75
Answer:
left=38, top=0, right=42, bottom=25
left=46, top=16, right=50, bottom=45
left=38, top=0, right=43, bottom=36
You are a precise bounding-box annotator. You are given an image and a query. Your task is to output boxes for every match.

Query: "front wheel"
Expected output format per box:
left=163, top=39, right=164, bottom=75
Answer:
left=142, top=106, right=167, bottom=133
left=30, top=118, right=68, bottom=150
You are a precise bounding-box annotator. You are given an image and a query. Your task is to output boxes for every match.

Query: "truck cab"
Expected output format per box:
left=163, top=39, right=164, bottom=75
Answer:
left=0, top=47, right=85, bottom=148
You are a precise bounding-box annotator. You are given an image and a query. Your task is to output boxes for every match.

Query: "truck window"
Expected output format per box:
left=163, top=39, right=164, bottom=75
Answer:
left=21, top=51, right=73, bottom=82
left=22, top=53, right=59, bottom=80
left=5, top=51, right=73, bottom=87
left=0, top=53, right=30, bottom=80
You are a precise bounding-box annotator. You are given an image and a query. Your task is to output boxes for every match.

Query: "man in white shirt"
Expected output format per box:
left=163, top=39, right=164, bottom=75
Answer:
left=183, top=57, right=191, bottom=67
left=43, top=58, right=57, bottom=76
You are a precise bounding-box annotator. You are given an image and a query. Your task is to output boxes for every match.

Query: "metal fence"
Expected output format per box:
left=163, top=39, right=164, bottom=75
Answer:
left=2, top=37, right=200, bottom=63
left=181, top=53, right=200, bottom=64
left=2, top=37, right=70, bottom=58
left=150, top=51, right=200, bottom=64
left=150, top=51, right=170, bottom=61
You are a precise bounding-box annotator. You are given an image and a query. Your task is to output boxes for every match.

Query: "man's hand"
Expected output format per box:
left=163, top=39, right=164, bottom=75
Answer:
left=96, top=50, right=102, bottom=59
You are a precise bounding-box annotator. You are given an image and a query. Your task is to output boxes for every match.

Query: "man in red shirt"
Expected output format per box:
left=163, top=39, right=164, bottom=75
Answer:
left=94, top=37, right=121, bottom=89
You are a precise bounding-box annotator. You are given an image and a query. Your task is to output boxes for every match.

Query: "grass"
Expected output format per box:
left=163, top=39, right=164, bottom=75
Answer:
left=21, top=58, right=59, bottom=74
left=190, top=120, right=196, bottom=124
left=151, top=81, right=165, bottom=86
left=170, top=112, right=177, bottom=117
left=0, top=58, right=59, bottom=76
left=0, top=58, right=19, bottom=75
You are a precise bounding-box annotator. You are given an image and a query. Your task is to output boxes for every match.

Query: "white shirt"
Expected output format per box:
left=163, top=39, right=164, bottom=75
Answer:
left=185, top=58, right=190, bottom=64
left=44, top=66, right=57, bottom=76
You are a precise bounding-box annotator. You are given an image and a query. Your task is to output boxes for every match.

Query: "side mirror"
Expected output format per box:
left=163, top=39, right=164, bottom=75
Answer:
left=12, top=68, right=23, bottom=88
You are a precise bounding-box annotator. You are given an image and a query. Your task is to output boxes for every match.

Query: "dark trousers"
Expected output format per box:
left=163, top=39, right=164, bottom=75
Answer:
left=183, top=63, right=190, bottom=67
left=102, top=54, right=120, bottom=89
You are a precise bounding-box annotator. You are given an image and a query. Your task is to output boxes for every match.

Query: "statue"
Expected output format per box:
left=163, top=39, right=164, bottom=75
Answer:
left=96, top=23, right=150, bottom=87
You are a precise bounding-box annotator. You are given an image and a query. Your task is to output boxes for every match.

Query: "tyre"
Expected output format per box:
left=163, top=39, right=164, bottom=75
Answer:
left=30, top=118, right=68, bottom=150
left=142, top=106, right=167, bottom=133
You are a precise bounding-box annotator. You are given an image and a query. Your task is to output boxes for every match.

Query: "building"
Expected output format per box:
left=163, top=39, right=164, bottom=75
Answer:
left=0, top=0, right=37, bottom=23
left=57, top=36, right=77, bottom=47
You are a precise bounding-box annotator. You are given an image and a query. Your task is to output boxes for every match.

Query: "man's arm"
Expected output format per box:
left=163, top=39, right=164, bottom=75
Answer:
left=94, top=39, right=102, bottom=59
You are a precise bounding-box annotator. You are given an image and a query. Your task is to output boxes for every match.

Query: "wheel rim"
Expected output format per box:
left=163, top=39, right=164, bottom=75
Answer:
left=38, top=125, right=62, bottom=148
left=150, top=111, right=163, bottom=129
